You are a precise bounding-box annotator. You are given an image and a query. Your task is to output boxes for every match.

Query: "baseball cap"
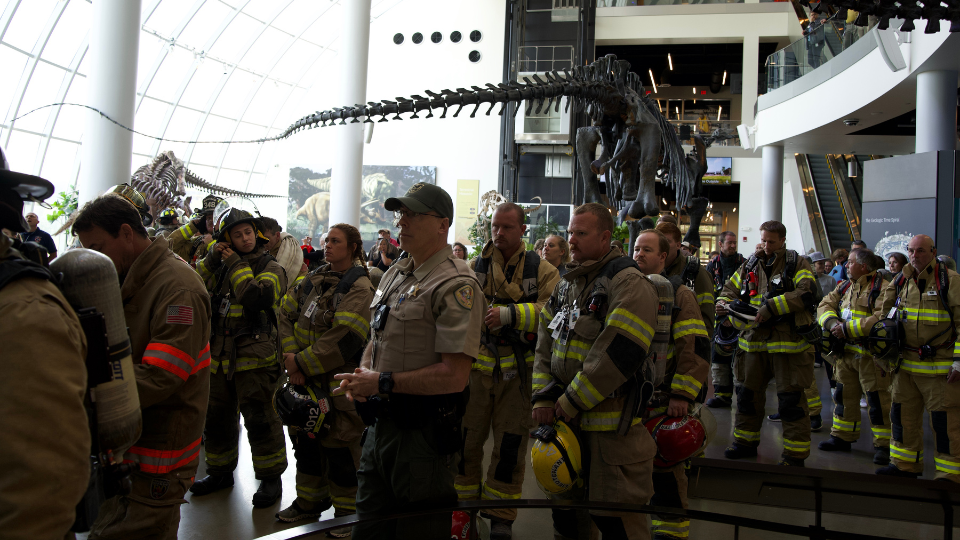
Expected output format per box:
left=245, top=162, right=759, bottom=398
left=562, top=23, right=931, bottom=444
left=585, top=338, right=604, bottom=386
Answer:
left=809, top=251, right=827, bottom=263
left=384, top=182, right=453, bottom=221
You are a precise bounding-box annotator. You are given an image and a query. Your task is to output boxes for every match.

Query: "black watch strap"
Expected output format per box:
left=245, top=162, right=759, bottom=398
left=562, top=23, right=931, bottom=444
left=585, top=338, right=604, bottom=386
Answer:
left=379, top=371, right=394, bottom=394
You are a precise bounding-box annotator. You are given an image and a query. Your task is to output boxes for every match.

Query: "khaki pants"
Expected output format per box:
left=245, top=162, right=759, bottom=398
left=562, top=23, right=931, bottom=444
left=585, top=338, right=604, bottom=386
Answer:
left=551, top=399, right=656, bottom=540
left=89, top=469, right=193, bottom=540
left=735, top=350, right=814, bottom=459
left=710, top=345, right=736, bottom=400
left=831, top=354, right=892, bottom=446
left=292, top=393, right=365, bottom=513
left=204, top=367, right=288, bottom=479
left=890, top=370, right=960, bottom=481
left=651, top=463, right=688, bottom=539
left=455, top=369, right=533, bottom=521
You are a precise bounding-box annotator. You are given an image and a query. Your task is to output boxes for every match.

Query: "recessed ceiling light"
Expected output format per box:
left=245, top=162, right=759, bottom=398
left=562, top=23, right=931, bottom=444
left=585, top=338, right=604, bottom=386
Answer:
left=668, top=53, right=673, bottom=71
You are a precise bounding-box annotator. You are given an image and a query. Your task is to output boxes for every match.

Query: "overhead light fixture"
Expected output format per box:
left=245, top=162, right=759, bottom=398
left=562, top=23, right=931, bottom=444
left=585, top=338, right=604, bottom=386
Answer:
left=848, top=160, right=858, bottom=177
left=732, top=207, right=737, bottom=212
left=722, top=71, right=727, bottom=85
left=693, top=87, right=696, bottom=94
left=668, top=53, right=674, bottom=71
left=649, top=69, right=657, bottom=93
left=717, top=105, right=722, bottom=121
left=662, top=197, right=668, bottom=205
left=657, top=100, right=662, bottom=112
left=675, top=106, right=680, bottom=118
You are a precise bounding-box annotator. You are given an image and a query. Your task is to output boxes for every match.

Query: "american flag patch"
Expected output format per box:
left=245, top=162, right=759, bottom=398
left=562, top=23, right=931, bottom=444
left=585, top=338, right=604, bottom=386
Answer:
left=166, top=305, right=194, bottom=325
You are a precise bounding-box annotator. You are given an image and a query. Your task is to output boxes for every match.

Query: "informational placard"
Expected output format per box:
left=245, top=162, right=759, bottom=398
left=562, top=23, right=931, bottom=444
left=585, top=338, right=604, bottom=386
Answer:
left=455, top=179, right=480, bottom=246
left=861, top=198, right=936, bottom=258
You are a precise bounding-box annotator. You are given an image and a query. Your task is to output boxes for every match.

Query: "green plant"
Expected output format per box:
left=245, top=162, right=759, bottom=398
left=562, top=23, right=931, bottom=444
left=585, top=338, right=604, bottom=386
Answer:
left=46, top=185, right=78, bottom=224
left=612, top=222, right=629, bottom=243
left=528, top=216, right=562, bottom=244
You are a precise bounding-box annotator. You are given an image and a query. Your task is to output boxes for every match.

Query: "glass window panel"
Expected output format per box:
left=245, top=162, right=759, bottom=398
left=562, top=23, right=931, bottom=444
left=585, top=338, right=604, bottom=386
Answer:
left=222, top=145, right=255, bottom=173
left=39, top=139, right=79, bottom=187
left=136, top=33, right=165, bottom=90
left=241, top=26, right=290, bottom=76
left=143, top=0, right=192, bottom=37
left=4, top=0, right=57, bottom=52
left=17, top=62, right=67, bottom=133
left=272, top=87, right=309, bottom=129
left=211, top=70, right=259, bottom=118
left=42, top=0, right=89, bottom=68
left=272, top=0, right=327, bottom=35
left=252, top=141, right=279, bottom=173
left=76, top=47, right=90, bottom=76
left=295, top=51, right=335, bottom=89
left=53, top=78, right=88, bottom=141
left=152, top=141, right=190, bottom=164
left=132, top=97, right=170, bottom=154
left=270, top=40, right=320, bottom=83
left=165, top=106, right=203, bottom=141
left=190, top=115, right=235, bottom=164
left=242, top=81, right=286, bottom=127
left=5, top=131, right=43, bottom=174
left=179, top=61, right=225, bottom=111
left=301, top=6, right=341, bottom=47
left=187, top=164, right=217, bottom=187
left=371, top=0, right=406, bottom=19
left=207, top=12, right=260, bottom=60
left=0, top=46, right=30, bottom=125
left=242, top=0, right=284, bottom=23
left=146, top=45, right=195, bottom=103
left=215, top=168, right=246, bottom=190
left=178, top=1, right=231, bottom=51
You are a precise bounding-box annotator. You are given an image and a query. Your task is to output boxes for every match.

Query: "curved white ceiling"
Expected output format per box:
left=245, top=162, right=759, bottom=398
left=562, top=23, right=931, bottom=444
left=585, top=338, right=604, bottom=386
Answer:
left=0, top=0, right=405, bottom=200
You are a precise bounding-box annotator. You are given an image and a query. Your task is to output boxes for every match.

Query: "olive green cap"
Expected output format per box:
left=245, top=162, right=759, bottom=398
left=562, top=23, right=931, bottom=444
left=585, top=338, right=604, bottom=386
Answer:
left=384, top=182, right=453, bottom=220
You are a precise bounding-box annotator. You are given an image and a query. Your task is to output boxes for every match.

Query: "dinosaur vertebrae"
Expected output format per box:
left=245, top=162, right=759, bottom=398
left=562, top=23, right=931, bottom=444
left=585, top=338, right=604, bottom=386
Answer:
left=182, top=170, right=284, bottom=200
left=816, top=0, right=960, bottom=33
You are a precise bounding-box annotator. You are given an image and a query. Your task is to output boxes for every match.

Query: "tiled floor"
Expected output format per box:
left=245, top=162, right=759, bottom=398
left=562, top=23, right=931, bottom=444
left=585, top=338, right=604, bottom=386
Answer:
left=80, top=365, right=958, bottom=539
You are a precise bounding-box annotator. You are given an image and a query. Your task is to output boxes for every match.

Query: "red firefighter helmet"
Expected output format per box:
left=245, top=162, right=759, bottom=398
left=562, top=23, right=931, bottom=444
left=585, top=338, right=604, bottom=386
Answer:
left=451, top=511, right=470, bottom=539
left=644, top=414, right=707, bottom=467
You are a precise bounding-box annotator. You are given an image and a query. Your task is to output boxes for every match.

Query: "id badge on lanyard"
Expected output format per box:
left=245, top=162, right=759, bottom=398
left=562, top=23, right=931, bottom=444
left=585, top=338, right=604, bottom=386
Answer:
left=219, top=295, right=231, bottom=317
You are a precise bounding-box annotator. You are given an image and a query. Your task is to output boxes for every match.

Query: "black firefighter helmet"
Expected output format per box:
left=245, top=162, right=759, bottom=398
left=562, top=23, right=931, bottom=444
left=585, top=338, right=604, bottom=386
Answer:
left=714, top=318, right=740, bottom=356
left=213, top=197, right=269, bottom=245
left=273, top=383, right=332, bottom=436
left=868, top=318, right=902, bottom=372
left=0, top=145, right=55, bottom=232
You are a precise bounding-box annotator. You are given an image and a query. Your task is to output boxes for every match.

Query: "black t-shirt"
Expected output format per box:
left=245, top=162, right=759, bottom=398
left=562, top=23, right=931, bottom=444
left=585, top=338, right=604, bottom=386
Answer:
left=19, top=228, right=57, bottom=255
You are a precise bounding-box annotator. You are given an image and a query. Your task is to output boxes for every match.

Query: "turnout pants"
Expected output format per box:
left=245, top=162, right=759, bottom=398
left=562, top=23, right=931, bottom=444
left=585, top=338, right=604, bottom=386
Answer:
left=455, top=368, right=533, bottom=521
left=353, top=419, right=458, bottom=539
left=203, top=367, right=288, bottom=479
left=292, top=394, right=365, bottom=513
left=804, top=375, right=822, bottom=417
left=710, top=345, right=735, bottom=401
left=551, top=399, right=656, bottom=540
left=735, top=350, right=814, bottom=459
left=890, top=370, right=960, bottom=482
left=89, top=469, right=195, bottom=540
left=651, top=463, right=688, bottom=540
left=831, top=354, right=892, bottom=446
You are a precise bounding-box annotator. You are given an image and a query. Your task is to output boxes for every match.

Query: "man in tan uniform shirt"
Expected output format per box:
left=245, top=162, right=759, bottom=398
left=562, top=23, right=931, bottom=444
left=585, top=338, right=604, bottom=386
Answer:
left=335, top=183, right=485, bottom=539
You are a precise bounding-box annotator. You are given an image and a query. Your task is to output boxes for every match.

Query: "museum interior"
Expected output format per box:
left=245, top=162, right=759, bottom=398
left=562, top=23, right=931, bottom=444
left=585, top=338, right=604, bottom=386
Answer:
left=2, top=0, right=959, bottom=539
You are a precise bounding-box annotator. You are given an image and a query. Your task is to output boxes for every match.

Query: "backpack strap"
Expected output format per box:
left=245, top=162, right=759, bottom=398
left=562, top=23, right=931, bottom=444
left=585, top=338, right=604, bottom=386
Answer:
left=332, top=266, right=369, bottom=311
left=869, top=274, right=884, bottom=306
left=682, top=255, right=700, bottom=289
left=837, top=280, right=852, bottom=298
left=472, top=241, right=493, bottom=289
left=521, top=250, right=541, bottom=302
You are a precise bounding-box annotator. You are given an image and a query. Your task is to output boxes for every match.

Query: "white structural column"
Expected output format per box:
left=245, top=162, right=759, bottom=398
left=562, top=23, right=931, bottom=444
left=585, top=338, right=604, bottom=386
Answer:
left=741, top=35, right=759, bottom=128
left=915, top=70, right=958, bottom=154
left=329, top=0, right=372, bottom=227
left=760, top=145, right=784, bottom=223
left=78, top=0, right=142, bottom=205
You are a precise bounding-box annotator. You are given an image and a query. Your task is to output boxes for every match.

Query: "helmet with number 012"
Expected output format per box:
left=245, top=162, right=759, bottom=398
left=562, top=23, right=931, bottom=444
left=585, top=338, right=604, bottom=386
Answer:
left=273, top=384, right=332, bottom=436
left=644, top=414, right=707, bottom=468
left=868, top=318, right=902, bottom=373
left=530, top=419, right=583, bottom=495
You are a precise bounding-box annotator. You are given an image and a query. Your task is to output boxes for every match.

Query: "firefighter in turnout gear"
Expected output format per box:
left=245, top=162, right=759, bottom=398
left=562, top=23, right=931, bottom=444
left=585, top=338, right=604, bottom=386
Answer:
left=455, top=203, right=560, bottom=539
left=533, top=203, right=659, bottom=540
left=0, top=155, right=90, bottom=540
left=191, top=200, right=288, bottom=506
left=276, top=223, right=374, bottom=535
left=168, top=194, right=221, bottom=267
left=633, top=229, right=710, bottom=540
left=334, top=183, right=485, bottom=539
left=657, top=222, right=716, bottom=337
left=156, top=207, right=180, bottom=238
left=704, top=231, right=746, bottom=407
left=73, top=194, right=212, bottom=539
left=718, top=221, right=818, bottom=466
left=872, top=235, right=960, bottom=481
left=816, top=248, right=893, bottom=465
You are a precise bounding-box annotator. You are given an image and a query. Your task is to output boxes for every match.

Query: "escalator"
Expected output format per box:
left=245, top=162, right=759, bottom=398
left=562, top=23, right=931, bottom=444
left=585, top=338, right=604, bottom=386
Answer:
left=795, top=154, right=863, bottom=254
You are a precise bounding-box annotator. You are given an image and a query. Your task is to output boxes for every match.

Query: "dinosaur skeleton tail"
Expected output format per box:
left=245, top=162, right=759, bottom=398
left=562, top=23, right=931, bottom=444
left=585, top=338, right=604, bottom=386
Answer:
left=183, top=169, right=284, bottom=200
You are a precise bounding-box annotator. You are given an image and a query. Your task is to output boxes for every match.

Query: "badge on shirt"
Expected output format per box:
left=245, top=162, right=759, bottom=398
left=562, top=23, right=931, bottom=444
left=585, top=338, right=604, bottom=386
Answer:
left=841, top=308, right=852, bottom=321
left=167, top=305, right=194, bottom=325
left=455, top=285, right=474, bottom=309
left=304, top=299, right=318, bottom=319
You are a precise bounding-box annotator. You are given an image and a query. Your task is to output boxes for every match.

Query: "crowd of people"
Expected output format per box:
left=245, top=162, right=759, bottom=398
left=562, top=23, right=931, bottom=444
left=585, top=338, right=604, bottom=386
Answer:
left=2, top=151, right=959, bottom=540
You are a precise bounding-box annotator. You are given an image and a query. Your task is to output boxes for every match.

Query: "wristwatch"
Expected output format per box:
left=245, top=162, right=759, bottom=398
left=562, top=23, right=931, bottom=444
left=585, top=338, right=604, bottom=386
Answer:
left=378, top=371, right=394, bottom=394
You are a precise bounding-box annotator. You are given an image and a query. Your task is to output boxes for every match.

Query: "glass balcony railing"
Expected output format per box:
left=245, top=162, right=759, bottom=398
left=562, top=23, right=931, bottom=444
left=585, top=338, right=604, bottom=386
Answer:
left=667, top=119, right=741, bottom=146
left=518, top=46, right=575, bottom=74
left=765, top=17, right=875, bottom=91
left=598, top=0, right=746, bottom=6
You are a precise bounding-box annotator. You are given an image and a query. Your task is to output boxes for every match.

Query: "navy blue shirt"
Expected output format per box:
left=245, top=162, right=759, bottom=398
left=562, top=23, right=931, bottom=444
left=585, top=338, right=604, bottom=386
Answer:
left=19, top=228, right=57, bottom=255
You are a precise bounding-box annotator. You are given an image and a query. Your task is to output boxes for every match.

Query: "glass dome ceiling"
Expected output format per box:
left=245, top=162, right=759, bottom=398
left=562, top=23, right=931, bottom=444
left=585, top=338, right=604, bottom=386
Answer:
left=0, top=0, right=405, bottom=205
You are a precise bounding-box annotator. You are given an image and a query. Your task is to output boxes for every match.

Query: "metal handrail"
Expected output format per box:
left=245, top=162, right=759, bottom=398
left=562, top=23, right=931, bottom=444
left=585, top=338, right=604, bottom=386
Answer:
left=827, top=154, right=862, bottom=241
left=256, top=499, right=904, bottom=540
left=824, top=153, right=855, bottom=243
left=797, top=153, right=831, bottom=255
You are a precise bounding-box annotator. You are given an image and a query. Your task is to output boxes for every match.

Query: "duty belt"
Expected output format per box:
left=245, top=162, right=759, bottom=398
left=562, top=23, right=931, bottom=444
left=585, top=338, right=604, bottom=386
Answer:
left=211, top=324, right=274, bottom=379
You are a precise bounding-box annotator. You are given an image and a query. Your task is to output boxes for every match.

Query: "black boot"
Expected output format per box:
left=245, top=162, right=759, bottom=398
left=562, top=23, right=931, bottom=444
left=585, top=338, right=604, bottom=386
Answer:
left=724, top=443, right=758, bottom=459
left=189, top=473, right=234, bottom=496
left=818, top=436, right=852, bottom=451
left=253, top=477, right=283, bottom=507
left=875, top=463, right=919, bottom=478
left=873, top=446, right=891, bottom=465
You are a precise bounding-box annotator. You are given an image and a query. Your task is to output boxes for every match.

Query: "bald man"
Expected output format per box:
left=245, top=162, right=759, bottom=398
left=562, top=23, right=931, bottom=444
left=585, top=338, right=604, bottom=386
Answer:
left=873, top=235, right=960, bottom=482
left=18, top=212, right=57, bottom=260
